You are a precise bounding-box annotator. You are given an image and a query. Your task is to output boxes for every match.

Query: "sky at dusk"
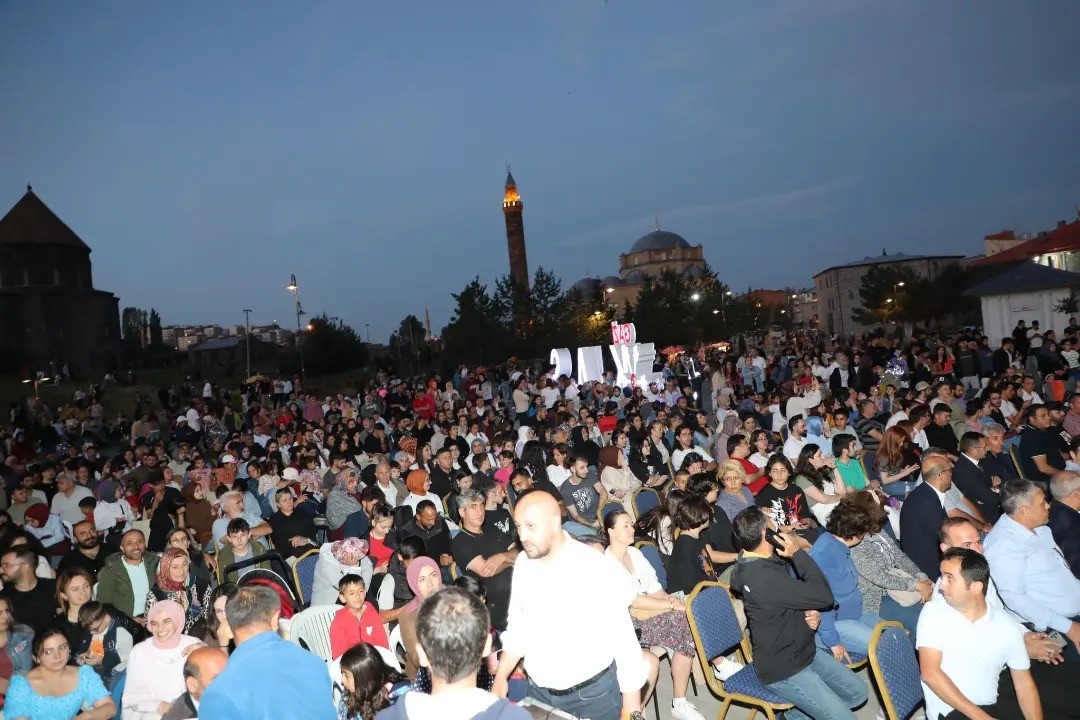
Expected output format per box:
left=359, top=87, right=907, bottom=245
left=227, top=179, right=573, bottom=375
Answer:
left=3, top=1, right=1080, bottom=343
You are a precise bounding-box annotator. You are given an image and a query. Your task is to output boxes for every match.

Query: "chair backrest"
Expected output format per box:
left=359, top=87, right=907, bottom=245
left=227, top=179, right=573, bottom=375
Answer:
left=633, top=488, right=661, bottom=518
left=598, top=499, right=623, bottom=524
left=868, top=621, right=923, bottom=720
left=634, top=541, right=667, bottom=591
left=862, top=451, right=880, bottom=481
left=685, top=582, right=743, bottom=666
left=1008, top=445, right=1025, bottom=479
left=287, top=604, right=339, bottom=661
left=293, top=548, right=320, bottom=606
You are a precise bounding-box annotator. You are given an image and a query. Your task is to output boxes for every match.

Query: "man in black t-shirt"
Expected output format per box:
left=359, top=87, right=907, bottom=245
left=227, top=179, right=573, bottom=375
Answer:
left=451, top=489, right=519, bottom=630
left=0, top=546, right=57, bottom=634
left=1019, top=404, right=1066, bottom=486
left=477, top=480, right=516, bottom=541
left=57, top=520, right=107, bottom=580
left=267, top=488, right=318, bottom=559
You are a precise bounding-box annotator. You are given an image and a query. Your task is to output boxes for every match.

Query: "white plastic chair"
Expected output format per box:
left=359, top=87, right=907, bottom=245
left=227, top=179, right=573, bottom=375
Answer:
left=287, top=604, right=339, bottom=661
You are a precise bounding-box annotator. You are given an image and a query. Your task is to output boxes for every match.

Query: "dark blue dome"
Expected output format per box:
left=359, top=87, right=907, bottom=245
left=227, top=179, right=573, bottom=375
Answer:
left=629, top=230, right=690, bottom=254
left=571, top=277, right=603, bottom=294
left=623, top=270, right=649, bottom=284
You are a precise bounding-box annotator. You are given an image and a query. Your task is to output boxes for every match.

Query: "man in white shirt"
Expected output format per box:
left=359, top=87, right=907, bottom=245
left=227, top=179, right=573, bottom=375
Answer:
left=918, top=548, right=1040, bottom=720
left=50, top=472, right=94, bottom=525
left=493, top=492, right=647, bottom=720
left=1020, top=375, right=1044, bottom=406
left=783, top=416, right=808, bottom=462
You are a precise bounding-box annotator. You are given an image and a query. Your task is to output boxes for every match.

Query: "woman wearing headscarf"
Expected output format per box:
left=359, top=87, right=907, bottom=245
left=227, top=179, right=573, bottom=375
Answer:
left=93, top=481, right=135, bottom=552
left=180, top=482, right=215, bottom=547
left=121, top=600, right=201, bottom=719
left=312, top=538, right=373, bottom=606
left=326, top=467, right=365, bottom=532
left=145, top=548, right=212, bottom=633
left=599, top=445, right=641, bottom=515
left=514, top=425, right=534, bottom=458
left=396, top=556, right=442, bottom=680
left=713, top=414, right=744, bottom=464
left=401, top=470, right=442, bottom=516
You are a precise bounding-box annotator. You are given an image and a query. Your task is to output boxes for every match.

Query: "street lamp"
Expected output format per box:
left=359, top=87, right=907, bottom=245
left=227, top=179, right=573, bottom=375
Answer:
left=690, top=292, right=701, bottom=301
left=22, top=373, right=50, bottom=398
left=286, top=274, right=307, bottom=388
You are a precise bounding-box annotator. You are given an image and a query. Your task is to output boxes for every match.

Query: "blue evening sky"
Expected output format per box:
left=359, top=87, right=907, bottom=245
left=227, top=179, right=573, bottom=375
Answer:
left=3, top=1, right=1079, bottom=342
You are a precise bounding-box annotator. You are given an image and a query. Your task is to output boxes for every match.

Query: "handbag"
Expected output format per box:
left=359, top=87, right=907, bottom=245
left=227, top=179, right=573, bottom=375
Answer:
left=884, top=567, right=922, bottom=607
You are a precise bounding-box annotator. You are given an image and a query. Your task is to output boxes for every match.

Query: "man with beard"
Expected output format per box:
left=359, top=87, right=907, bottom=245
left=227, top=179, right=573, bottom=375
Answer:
left=57, top=520, right=106, bottom=579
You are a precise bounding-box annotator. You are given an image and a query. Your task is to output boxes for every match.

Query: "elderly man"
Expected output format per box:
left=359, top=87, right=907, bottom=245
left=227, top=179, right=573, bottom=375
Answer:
left=451, top=489, right=518, bottom=631
left=96, top=529, right=159, bottom=620
left=984, top=480, right=1080, bottom=662
left=900, top=456, right=953, bottom=580
left=161, top=647, right=229, bottom=720
left=211, top=491, right=270, bottom=550
left=493, top=492, right=647, bottom=720
left=199, top=585, right=335, bottom=719
left=1048, top=472, right=1080, bottom=578
left=50, top=471, right=94, bottom=525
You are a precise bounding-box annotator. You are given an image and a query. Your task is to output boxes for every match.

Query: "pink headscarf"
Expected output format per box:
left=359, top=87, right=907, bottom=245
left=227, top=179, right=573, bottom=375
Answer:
left=404, top=556, right=441, bottom=613
left=330, top=537, right=369, bottom=566
left=147, top=600, right=186, bottom=650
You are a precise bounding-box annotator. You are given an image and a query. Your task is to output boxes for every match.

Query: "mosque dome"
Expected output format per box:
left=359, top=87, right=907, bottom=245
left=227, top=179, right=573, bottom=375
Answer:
left=570, top=277, right=603, bottom=294
left=601, top=275, right=623, bottom=288
left=623, top=269, right=650, bottom=284
left=629, top=229, right=691, bottom=254
left=682, top=264, right=706, bottom=278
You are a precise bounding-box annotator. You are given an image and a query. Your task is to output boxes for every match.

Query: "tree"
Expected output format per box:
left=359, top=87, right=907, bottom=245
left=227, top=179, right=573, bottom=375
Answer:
left=441, top=277, right=508, bottom=364
left=492, top=266, right=567, bottom=357
left=303, top=314, right=369, bottom=375
left=850, top=265, right=922, bottom=327
left=148, top=309, right=163, bottom=347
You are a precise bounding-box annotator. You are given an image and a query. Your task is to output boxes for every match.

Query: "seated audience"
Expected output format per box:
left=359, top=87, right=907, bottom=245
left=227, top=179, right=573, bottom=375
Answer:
left=330, top=574, right=389, bottom=659
left=336, top=642, right=407, bottom=720
left=397, top=557, right=443, bottom=680
left=1048, top=472, right=1080, bottom=578
left=146, top=547, right=213, bottom=632
left=900, top=456, right=952, bottom=580
left=78, top=601, right=135, bottom=692
left=160, top=647, right=228, bottom=720
left=4, top=627, right=115, bottom=720
left=717, top=460, right=754, bottom=521
left=122, top=600, right=202, bottom=719
left=313, top=538, right=373, bottom=607
left=952, top=432, right=1003, bottom=524
left=918, top=548, right=1040, bottom=720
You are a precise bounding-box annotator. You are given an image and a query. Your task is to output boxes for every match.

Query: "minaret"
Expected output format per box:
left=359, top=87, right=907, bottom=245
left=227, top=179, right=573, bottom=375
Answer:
left=503, top=170, right=530, bottom=294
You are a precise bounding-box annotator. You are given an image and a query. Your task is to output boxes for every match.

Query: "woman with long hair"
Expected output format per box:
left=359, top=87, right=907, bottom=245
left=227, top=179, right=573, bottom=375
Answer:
left=603, top=509, right=720, bottom=719
left=599, top=446, right=641, bottom=515
left=627, top=434, right=668, bottom=489
left=634, top=489, right=685, bottom=557
left=0, top=596, right=33, bottom=698
left=336, top=642, right=407, bottom=720
left=755, top=455, right=818, bottom=541
left=792, top=444, right=849, bottom=526
left=4, top=627, right=114, bottom=720
left=55, top=567, right=96, bottom=653
left=875, top=426, right=921, bottom=498
left=747, top=429, right=772, bottom=470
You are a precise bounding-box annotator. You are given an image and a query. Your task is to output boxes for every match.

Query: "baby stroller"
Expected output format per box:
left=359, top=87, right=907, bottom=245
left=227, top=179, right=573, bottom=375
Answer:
left=225, top=550, right=302, bottom=621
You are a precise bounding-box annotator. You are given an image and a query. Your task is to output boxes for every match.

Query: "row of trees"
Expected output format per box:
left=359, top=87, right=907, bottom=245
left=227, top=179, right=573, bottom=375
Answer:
left=851, top=264, right=979, bottom=328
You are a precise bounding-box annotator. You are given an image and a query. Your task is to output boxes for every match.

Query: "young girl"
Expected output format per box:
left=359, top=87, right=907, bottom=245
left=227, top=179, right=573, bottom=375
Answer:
left=335, top=642, right=408, bottom=720
left=665, top=494, right=716, bottom=596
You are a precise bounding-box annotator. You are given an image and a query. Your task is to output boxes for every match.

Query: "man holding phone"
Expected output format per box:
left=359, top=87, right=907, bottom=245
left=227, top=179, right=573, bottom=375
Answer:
left=731, top=507, right=867, bottom=720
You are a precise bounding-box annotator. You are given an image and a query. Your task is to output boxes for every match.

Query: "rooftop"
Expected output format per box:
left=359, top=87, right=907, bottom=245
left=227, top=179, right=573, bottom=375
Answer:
left=968, top=218, right=1080, bottom=267
left=0, top=186, right=91, bottom=251
left=814, top=250, right=964, bottom=278
left=965, top=262, right=1080, bottom=297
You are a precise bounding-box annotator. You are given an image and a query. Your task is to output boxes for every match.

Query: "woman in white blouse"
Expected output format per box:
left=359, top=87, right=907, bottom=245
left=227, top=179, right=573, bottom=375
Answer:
left=122, top=600, right=202, bottom=719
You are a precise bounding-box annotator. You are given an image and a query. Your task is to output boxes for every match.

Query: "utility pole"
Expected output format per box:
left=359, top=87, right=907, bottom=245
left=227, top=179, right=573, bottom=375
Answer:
left=365, top=323, right=370, bottom=343
left=286, top=275, right=306, bottom=388
left=243, top=309, right=252, bottom=379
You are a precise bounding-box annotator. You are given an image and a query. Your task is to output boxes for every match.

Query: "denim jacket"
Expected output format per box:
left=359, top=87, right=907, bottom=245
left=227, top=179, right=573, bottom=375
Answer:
left=6, top=629, right=34, bottom=676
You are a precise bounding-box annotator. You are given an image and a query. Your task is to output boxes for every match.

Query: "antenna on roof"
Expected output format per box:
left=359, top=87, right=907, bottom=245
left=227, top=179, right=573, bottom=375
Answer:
left=882, top=248, right=887, bottom=256
left=654, top=215, right=661, bottom=231
left=26, top=184, right=32, bottom=193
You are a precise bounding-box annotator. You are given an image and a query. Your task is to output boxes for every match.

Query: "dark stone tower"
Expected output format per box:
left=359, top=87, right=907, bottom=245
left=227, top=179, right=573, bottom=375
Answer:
left=502, top=171, right=530, bottom=293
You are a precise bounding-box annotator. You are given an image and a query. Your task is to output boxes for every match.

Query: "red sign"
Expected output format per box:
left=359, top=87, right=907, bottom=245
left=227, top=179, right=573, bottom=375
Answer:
left=610, top=322, right=637, bottom=345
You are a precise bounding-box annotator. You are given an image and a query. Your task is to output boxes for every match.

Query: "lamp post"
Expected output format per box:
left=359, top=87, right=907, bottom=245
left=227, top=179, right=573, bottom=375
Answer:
left=22, top=373, right=50, bottom=398
left=286, top=274, right=306, bottom=388
left=243, top=308, right=252, bottom=380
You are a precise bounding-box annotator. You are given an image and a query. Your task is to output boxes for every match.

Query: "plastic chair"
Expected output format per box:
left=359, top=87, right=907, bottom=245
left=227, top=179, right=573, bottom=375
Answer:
left=287, top=604, right=340, bottom=661
left=1008, top=445, right=1026, bottom=479
left=632, top=487, right=661, bottom=518
left=292, top=548, right=320, bottom=606
left=685, top=582, right=793, bottom=720
left=868, top=621, right=923, bottom=720
left=634, top=540, right=668, bottom=591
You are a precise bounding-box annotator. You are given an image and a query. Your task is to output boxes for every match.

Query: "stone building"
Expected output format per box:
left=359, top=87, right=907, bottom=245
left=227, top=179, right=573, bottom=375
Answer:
left=569, top=221, right=707, bottom=315
left=813, top=250, right=963, bottom=337
left=0, top=186, right=121, bottom=377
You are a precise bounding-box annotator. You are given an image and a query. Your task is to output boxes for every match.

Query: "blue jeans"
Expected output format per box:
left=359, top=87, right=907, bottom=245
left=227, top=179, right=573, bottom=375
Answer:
left=878, top=594, right=922, bottom=644
left=563, top=520, right=598, bottom=537
left=881, top=479, right=917, bottom=498
left=815, top=610, right=882, bottom=656
left=767, top=649, right=867, bottom=720
left=528, top=664, right=621, bottom=720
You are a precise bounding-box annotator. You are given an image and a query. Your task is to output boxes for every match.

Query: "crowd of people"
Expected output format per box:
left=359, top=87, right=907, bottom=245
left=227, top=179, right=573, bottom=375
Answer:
left=0, top=321, right=1077, bottom=719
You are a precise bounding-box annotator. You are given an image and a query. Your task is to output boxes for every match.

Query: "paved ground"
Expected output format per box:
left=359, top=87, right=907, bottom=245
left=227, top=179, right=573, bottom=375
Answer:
left=647, top=657, right=906, bottom=720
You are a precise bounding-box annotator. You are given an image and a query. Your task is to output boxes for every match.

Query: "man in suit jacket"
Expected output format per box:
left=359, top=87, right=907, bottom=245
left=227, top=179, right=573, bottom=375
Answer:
left=1049, top=472, right=1080, bottom=578
left=899, top=456, right=951, bottom=580
left=953, top=432, right=1003, bottom=524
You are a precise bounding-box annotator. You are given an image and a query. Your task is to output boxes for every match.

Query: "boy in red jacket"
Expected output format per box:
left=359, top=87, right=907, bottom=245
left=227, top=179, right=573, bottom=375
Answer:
left=329, top=574, right=389, bottom=659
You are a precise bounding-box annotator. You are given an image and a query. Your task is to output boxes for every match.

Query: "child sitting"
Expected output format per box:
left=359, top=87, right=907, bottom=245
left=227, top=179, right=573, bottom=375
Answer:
left=22, top=504, right=70, bottom=561
left=329, top=574, right=388, bottom=660
left=78, top=601, right=134, bottom=690
left=78, top=496, right=96, bottom=525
